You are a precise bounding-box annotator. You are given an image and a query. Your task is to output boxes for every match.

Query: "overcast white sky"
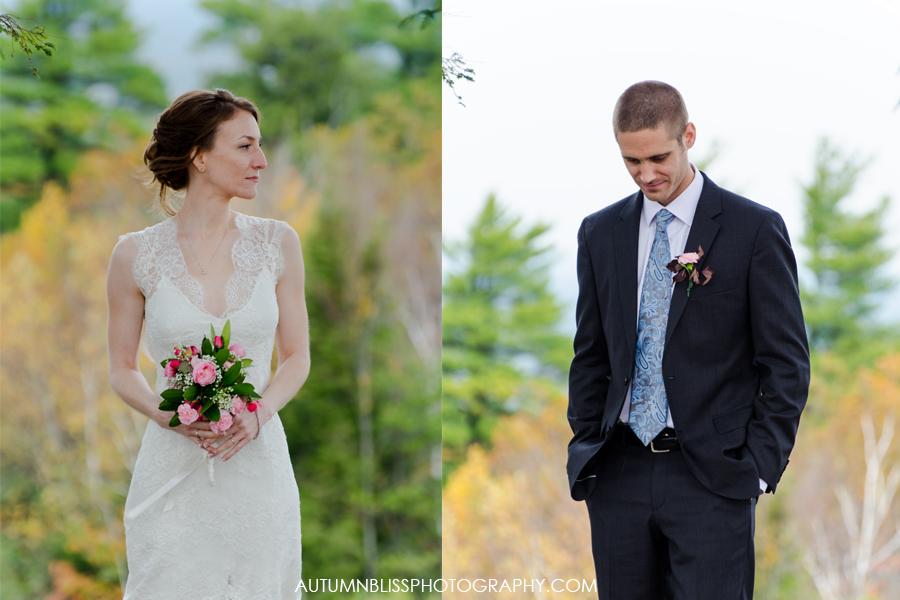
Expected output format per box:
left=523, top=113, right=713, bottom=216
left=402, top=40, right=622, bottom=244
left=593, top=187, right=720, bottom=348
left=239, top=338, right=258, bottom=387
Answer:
left=442, top=0, right=900, bottom=329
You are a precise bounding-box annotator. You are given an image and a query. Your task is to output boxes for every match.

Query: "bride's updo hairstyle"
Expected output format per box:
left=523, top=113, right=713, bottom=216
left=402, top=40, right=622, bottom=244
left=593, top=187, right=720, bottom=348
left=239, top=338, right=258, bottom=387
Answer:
left=143, top=88, right=260, bottom=216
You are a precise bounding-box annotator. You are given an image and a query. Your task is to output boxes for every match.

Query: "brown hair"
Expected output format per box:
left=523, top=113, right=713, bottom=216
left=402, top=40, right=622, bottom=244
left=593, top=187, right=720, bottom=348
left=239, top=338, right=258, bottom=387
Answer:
left=613, top=81, right=689, bottom=142
left=143, top=89, right=260, bottom=216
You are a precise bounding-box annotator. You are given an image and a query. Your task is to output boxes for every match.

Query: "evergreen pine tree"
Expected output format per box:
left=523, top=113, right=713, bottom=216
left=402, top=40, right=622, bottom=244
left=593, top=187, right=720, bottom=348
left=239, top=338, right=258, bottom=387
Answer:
left=800, top=138, right=895, bottom=356
left=442, top=195, right=571, bottom=475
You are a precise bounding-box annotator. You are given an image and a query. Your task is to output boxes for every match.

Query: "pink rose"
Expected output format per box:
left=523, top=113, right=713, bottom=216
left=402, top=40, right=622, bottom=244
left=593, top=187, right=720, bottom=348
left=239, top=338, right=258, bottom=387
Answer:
left=191, top=357, right=217, bottom=386
left=679, top=252, right=700, bottom=264
left=164, top=359, right=181, bottom=378
left=190, top=346, right=199, bottom=356
left=210, top=411, right=233, bottom=433
left=177, top=403, right=199, bottom=425
left=228, top=344, right=246, bottom=359
left=232, top=397, right=247, bottom=414
left=247, top=401, right=260, bottom=413
left=214, top=335, right=223, bottom=348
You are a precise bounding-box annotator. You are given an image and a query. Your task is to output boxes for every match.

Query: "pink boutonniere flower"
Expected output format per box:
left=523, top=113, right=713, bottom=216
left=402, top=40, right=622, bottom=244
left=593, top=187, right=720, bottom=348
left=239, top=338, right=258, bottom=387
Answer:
left=667, top=245, right=714, bottom=297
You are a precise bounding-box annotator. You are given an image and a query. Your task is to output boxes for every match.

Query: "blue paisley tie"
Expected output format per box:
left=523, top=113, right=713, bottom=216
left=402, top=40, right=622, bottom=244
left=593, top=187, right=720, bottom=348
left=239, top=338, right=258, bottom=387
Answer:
left=630, top=209, right=675, bottom=445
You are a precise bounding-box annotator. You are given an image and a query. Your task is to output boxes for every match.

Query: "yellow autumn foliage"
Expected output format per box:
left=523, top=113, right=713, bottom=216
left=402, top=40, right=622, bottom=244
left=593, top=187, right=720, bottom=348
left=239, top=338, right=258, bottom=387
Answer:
left=443, top=392, right=596, bottom=599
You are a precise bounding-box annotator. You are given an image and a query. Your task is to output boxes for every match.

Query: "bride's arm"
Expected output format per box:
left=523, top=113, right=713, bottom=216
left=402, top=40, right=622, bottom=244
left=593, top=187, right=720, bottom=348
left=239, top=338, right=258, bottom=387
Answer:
left=107, top=236, right=211, bottom=444
left=259, top=224, right=311, bottom=426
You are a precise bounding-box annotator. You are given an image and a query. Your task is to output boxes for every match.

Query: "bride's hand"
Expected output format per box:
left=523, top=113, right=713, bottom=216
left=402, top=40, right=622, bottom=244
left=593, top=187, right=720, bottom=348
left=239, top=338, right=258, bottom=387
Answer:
left=156, top=410, right=215, bottom=447
left=203, top=409, right=260, bottom=462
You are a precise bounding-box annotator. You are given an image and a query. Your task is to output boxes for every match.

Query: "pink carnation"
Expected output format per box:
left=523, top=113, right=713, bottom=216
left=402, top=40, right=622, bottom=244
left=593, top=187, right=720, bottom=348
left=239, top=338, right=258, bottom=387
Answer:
left=232, top=397, right=247, bottom=415
left=177, top=403, right=199, bottom=425
left=228, top=344, right=246, bottom=359
left=679, top=252, right=700, bottom=264
left=191, top=357, right=217, bottom=386
left=210, top=411, right=233, bottom=433
left=164, top=359, right=181, bottom=378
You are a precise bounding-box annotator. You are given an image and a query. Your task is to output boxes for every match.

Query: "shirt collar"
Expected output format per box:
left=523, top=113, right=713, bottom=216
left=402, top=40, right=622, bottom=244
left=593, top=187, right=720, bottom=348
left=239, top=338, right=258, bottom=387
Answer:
left=641, top=164, right=704, bottom=228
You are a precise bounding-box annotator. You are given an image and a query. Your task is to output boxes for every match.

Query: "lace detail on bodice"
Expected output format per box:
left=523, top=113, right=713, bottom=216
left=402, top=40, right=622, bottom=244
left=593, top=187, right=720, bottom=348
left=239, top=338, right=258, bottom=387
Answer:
left=124, top=213, right=286, bottom=320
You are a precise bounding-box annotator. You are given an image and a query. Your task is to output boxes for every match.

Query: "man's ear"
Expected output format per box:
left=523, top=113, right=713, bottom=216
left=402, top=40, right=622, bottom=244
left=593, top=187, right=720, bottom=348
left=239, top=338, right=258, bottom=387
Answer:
left=682, top=122, right=697, bottom=151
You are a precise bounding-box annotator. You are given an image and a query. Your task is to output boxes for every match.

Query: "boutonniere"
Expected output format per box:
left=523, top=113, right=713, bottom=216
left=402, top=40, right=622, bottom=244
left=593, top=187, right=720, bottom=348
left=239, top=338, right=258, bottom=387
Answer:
left=667, top=246, right=714, bottom=297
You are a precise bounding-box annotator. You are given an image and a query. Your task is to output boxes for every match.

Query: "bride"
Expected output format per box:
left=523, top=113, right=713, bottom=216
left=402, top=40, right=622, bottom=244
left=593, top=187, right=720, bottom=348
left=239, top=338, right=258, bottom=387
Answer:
left=107, top=89, right=307, bottom=599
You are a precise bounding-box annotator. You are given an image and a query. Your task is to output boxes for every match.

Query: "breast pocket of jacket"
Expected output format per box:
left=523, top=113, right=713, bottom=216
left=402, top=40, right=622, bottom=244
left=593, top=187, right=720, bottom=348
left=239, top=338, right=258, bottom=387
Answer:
left=690, top=286, right=747, bottom=343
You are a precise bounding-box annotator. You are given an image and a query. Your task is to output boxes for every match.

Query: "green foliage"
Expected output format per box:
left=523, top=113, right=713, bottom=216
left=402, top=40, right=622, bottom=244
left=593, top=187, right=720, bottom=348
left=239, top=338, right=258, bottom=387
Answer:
left=0, top=0, right=167, bottom=231
left=442, top=196, right=572, bottom=476
left=800, top=138, right=896, bottom=358
left=280, top=205, right=440, bottom=590
left=199, top=0, right=440, bottom=140
left=441, top=52, right=474, bottom=106
left=0, top=13, right=57, bottom=76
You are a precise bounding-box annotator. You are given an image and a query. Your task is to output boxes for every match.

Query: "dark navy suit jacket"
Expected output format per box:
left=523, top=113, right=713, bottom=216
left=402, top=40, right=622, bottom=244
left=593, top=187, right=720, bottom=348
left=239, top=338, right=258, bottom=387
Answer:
left=567, top=172, right=810, bottom=501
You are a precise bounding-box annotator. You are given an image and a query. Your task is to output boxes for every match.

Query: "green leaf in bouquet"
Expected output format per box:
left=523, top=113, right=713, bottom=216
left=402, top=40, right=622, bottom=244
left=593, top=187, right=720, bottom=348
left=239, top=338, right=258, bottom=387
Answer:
left=168, top=414, right=181, bottom=427
left=201, top=397, right=214, bottom=413
left=214, top=348, right=231, bottom=367
left=160, top=359, right=169, bottom=368
left=249, top=391, right=262, bottom=399
left=158, top=397, right=182, bottom=411
left=183, top=385, right=199, bottom=401
left=205, top=404, right=221, bottom=422
left=222, top=319, right=231, bottom=350
left=241, top=358, right=253, bottom=368
left=201, top=337, right=213, bottom=356
left=160, top=388, right=184, bottom=401
left=210, top=323, right=216, bottom=341
left=220, top=362, right=242, bottom=387
left=232, top=382, right=254, bottom=395
left=178, top=361, right=192, bottom=373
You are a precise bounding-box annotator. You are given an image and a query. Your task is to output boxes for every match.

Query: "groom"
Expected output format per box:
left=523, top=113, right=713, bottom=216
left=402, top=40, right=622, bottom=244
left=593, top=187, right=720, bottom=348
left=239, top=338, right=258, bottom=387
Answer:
left=567, top=81, right=810, bottom=599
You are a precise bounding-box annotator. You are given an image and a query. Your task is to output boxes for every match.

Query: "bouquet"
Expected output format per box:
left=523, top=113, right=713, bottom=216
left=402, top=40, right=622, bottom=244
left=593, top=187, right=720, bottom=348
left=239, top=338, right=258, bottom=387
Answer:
left=157, top=320, right=261, bottom=483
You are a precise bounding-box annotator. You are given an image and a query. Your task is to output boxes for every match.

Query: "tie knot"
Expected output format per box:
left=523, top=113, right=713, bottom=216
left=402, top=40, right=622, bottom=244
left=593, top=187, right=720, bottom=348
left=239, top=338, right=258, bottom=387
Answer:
left=655, top=209, right=674, bottom=231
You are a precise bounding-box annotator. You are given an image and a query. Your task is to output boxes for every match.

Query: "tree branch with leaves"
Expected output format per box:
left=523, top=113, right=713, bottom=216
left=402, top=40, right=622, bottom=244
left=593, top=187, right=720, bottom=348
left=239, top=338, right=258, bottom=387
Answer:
left=400, top=1, right=475, bottom=105
left=0, top=13, right=55, bottom=77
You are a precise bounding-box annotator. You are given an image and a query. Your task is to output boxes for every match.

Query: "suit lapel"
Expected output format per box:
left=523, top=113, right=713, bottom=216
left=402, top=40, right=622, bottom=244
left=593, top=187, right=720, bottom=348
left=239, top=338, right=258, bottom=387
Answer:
left=613, top=193, right=642, bottom=358
left=665, top=172, right=722, bottom=342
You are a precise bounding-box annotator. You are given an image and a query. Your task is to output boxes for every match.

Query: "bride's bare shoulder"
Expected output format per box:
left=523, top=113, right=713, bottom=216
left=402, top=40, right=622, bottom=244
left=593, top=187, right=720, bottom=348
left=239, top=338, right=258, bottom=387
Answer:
left=110, top=232, right=139, bottom=265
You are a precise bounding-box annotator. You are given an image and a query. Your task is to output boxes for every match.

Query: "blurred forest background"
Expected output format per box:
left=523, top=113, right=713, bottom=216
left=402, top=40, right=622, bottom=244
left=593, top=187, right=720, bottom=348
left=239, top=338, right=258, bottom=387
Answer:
left=442, top=149, right=900, bottom=597
left=0, top=0, right=441, bottom=598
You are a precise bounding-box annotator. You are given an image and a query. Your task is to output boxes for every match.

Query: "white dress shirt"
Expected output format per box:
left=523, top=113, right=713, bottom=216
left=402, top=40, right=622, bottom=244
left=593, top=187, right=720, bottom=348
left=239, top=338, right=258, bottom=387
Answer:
left=615, top=165, right=769, bottom=494
left=618, top=164, right=703, bottom=426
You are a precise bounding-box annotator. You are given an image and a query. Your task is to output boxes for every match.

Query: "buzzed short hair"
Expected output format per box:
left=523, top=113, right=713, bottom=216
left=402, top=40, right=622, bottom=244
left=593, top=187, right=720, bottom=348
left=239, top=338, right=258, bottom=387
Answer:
left=613, top=81, right=689, bottom=142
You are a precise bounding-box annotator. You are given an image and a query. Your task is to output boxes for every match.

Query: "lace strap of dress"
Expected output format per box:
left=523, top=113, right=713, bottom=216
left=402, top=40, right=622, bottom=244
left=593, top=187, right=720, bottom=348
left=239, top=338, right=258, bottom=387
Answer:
left=120, top=229, right=154, bottom=298
left=266, top=220, right=287, bottom=282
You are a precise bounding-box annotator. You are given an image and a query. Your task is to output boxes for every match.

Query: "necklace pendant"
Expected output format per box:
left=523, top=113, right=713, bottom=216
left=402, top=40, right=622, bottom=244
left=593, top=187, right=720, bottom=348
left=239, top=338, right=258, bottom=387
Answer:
left=200, top=268, right=207, bottom=279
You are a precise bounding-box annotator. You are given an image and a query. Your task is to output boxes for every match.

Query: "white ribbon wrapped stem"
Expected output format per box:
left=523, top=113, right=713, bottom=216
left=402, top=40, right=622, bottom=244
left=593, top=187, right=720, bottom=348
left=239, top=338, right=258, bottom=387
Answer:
left=124, top=450, right=207, bottom=520
left=123, top=437, right=233, bottom=520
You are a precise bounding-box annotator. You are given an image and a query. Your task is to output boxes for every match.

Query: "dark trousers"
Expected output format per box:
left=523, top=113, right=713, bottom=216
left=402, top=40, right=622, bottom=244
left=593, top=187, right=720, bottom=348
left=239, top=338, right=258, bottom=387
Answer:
left=585, top=426, right=756, bottom=600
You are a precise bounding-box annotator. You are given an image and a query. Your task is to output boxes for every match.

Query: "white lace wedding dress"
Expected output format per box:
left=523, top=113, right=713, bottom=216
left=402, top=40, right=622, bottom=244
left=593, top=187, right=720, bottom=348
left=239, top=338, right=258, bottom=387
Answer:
left=120, top=213, right=302, bottom=599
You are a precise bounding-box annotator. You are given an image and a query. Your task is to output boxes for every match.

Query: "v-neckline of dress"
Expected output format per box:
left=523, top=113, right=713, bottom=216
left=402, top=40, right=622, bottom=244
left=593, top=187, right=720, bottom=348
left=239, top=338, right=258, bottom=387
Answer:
left=171, top=212, right=244, bottom=320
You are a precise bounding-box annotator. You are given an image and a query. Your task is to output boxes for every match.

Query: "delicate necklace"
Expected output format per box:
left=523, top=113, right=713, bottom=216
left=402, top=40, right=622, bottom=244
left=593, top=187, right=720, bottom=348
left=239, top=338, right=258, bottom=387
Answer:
left=180, top=213, right=233, bottom=280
